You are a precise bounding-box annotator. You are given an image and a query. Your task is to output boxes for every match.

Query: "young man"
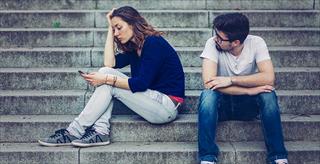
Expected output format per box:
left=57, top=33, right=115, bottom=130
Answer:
left=198, top=13, right=288, bottom=164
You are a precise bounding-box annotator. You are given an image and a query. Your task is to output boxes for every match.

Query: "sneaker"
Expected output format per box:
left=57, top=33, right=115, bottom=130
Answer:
left=201, top=161, right=216, bottom=164
left=275, top=159, right=288, bottom=164
left=71, top=127, right=110, bottom=147
left=38, top=129, right=77, bottom=147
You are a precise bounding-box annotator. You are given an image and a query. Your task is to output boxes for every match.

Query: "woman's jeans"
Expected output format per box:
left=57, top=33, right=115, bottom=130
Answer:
left=67, top=67, right=178, bottom=138
left=198, top=89, right=288, bottom=163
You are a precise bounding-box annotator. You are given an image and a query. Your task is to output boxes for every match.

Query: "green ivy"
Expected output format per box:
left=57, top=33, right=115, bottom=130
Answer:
left=52, top=21, right=61, bottom=28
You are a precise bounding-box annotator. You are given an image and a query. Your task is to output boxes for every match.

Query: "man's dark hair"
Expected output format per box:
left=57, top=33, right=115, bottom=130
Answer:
left=213, top=13, right=249, bottom=44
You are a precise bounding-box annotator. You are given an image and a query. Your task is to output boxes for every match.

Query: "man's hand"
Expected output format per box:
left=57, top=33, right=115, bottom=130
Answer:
left=81, top=72, right=108, bottom=87
left=205, top=76, right=232, bottom=90
left=248, top=85, right=274, bottom=95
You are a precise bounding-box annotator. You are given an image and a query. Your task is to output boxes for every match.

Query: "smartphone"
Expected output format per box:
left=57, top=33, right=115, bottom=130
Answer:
left=78, top=70, right=86, bottom=75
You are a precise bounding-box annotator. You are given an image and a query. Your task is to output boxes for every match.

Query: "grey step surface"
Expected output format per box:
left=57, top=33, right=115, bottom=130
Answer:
left=1, top=90, right=319, bottom=115
left=0, top=114, right=319, bottom=143
left=95, top=27, right=320, bottom=47
left=1, top=0, right=316, bottom=10
left=96, top=0, right=317, bottom=10
left=1, top=67, right=318, bottom=90
left=181, top=67, right=320, bottom=90
left=92, top=46, right=320, bottom=68
left=0, top=48, right=92, bottom=68
left=0, top=0, right=97, bottom=10
left=1, top=47, right=319, bottom=68
left=1, top=141, right=319, bottom=164
left=1, top=28, right=320, bottom=48
left=2, top=10, right=319, bottom=28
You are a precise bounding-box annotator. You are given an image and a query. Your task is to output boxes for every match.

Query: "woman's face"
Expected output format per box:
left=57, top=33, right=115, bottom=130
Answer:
left=111, top=16, right=134, bottom=44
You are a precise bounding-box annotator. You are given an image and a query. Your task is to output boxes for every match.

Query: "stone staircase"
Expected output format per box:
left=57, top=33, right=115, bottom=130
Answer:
left=0, top=0, right=319, bottom=164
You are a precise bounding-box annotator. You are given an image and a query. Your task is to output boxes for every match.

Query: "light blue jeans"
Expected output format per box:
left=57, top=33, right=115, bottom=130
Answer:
left=67, top=67, right=178, bottom=138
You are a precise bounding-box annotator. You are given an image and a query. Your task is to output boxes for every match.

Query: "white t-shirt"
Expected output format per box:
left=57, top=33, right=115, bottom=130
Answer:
left=200, top=35, right=271, bottom=76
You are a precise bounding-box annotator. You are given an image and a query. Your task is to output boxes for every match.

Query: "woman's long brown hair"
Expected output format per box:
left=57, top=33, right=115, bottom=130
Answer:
left=111, top=6, right=163, bottom=53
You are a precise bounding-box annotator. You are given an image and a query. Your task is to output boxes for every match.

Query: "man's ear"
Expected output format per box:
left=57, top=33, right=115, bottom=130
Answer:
left=231, top=40, right=241, bottom=47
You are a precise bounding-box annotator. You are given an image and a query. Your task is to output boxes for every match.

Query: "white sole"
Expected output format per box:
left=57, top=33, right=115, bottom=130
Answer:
left=71, top=141, right=110, bottom=147
left=38, top=140, right=72, bottom=147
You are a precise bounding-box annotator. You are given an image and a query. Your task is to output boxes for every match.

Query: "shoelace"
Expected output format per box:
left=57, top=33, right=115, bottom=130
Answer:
left=50, top=129, right=67, bottom=139
left=80, top=128, right=96, bottom=140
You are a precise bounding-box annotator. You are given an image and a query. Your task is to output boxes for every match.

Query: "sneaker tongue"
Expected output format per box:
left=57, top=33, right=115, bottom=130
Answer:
left=81, top=129, right=96, bottom=139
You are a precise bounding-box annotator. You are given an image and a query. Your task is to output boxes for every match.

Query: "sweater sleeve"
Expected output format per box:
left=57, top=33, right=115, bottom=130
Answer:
left=113, top=52, right=130, bottom=69
left=128, top=37, right=165, bottom=92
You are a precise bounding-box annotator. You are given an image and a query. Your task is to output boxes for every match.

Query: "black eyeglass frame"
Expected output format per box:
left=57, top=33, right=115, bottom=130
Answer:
left=212, top=29, right=232, bottom=44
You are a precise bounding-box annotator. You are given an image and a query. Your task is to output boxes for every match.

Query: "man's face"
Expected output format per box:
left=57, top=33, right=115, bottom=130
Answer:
left=214, top=30, right=233, bottom=52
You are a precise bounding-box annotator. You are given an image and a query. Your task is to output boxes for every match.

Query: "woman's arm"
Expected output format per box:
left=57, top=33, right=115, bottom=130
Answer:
left=81, top=72, right=131, bottom=90
left=104, top=9, right=116, bottom=67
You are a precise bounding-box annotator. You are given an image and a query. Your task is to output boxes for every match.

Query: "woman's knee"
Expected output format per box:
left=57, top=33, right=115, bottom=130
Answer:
left=98, top=67, right=116, bottom=74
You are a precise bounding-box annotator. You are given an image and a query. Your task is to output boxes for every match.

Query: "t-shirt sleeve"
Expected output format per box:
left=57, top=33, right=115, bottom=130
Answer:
left=128, top=37, right=164, bottom=92
left=254, top=37, right=271, bottom=63
left=113, top=52, right=130, bottom=69
left=200, top=37, right=218, bottom=63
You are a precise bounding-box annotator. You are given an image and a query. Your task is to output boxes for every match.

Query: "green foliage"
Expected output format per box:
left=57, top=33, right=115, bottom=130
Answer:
left=52, top=21, right=61, bottom=28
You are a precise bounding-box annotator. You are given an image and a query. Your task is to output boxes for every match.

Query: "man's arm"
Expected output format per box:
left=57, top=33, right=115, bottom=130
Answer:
left=231, top=59, right=275, bottom=87
left=208, top=59, right=275, bottom=89
left=203, top=59, right=274, bottom=95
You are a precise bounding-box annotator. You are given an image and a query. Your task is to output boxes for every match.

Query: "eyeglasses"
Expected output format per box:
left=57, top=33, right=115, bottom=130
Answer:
left=213, top=30, right=231, bottom=44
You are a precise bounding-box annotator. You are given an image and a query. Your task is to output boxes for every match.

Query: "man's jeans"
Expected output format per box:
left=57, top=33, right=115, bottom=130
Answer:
left=67, top=67, right=178, bottom=138
left=198, top=89, right=288, bottom=163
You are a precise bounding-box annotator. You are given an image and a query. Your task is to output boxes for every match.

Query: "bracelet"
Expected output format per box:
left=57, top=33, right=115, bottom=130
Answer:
left=105, top=75, right=108, bottom=84
left=112, top=76, right=117, bottom=87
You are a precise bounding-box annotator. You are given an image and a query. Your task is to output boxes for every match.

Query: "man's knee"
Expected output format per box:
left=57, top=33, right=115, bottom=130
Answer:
left=257, top=91, right=277, bottom=104
left=198, top=90, right=220, bottom=114
left=257, top=91, right=280, bottom=113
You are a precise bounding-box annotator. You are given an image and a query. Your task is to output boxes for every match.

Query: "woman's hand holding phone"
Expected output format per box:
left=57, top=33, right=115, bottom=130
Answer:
left=79, top=71, right=107, bottom=87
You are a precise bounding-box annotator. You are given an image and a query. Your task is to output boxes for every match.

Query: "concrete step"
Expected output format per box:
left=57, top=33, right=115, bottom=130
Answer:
left=1, top=0, right=315, bottom=10
left=96, top=0, right=316, bottom=10
left=1, top=10, right=319, bottom=28
left=1, top=90, right=319, bottom=115
left=0, top=0, right=96, bottom=10
left=181, top=67, right=320, bottom=90
left=1, top=141, right=319, bottom=164
left=1, top=47, right=319, bottom=68
left=92, top=46, right=320, bottom=68
left=209, top=10, right=320, bottom=28
left=0, top=114, right=319, bottom=143
left=0, top=68, right=88, bottom=90
left=181, top=90, right=320, bottom=115
left=0, top=48, right=92, bottom=68
left=0, top=28, right=319, bottom=48
left=1, top=67, right=318, bottom=90
left=95, top=27, right=320, bottom=47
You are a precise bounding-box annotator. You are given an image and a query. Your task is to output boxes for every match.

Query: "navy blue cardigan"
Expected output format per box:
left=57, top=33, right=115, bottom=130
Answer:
left=113, top=35, right=185, bottom=98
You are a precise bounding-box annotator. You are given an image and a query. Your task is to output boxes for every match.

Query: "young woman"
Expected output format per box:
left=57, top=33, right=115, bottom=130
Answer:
left=39, top=6, right=185, bottom=147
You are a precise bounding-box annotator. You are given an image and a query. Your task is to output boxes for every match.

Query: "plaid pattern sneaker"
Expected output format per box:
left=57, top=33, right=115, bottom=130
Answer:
left=38, top=129, right=77, bottom=147
left=71, top=127, right=110, bottom=147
